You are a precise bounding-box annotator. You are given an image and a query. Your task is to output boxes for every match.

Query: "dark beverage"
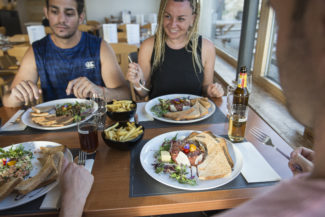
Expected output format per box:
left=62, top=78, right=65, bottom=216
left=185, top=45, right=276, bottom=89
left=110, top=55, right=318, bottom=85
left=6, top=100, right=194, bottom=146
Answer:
left=78, top=124, right=98, bottom=154
left=233, top=66, right=249, bottom=106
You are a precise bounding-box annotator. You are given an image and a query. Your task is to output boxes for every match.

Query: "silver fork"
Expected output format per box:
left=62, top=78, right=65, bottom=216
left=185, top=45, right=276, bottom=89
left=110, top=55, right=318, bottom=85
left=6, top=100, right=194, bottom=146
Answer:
left=250, top=127, right=290, bottom=160
left=78, top=151, right=87, bottom=166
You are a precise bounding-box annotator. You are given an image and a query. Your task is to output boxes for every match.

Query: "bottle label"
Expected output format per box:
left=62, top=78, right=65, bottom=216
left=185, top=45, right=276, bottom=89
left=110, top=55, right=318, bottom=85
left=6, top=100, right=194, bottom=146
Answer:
left=238, top=73, right=247, bottom=88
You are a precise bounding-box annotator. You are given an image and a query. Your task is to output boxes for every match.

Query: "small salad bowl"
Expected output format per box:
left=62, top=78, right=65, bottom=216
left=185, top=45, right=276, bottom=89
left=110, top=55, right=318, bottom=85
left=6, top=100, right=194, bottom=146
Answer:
left=101, top=121, right=144, bottom=151
left=106, top=100, right=137, bottom=121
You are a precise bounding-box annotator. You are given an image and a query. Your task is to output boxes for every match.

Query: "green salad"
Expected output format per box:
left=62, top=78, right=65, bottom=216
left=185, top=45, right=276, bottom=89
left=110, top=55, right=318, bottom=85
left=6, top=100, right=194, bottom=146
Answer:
left=55, top=102, right=92, bottom=122
left=153, top=135, right=197, bottom=186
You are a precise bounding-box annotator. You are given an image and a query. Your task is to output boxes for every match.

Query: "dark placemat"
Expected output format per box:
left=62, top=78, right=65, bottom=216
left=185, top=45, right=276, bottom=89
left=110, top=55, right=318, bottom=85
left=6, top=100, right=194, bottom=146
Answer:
left=130, top=140, right=278, bottom=197
left=139, top=104, right=227, bottom=129
left=0, top=149, right=96, bottom=216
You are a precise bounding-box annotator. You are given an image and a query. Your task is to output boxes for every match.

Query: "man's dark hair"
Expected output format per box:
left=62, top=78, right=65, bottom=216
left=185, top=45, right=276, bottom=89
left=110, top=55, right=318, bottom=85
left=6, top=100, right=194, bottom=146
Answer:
left=46, top=0, right=85, bottom=15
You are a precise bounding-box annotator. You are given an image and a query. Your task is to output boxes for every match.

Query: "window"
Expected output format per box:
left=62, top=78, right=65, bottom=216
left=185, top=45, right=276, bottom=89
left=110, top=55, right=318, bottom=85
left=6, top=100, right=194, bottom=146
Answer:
left=199, top=0, right=284, bottom=102
left=253, top=0, right=284, bottom=102
left=212, top=0, right=244, bottom=59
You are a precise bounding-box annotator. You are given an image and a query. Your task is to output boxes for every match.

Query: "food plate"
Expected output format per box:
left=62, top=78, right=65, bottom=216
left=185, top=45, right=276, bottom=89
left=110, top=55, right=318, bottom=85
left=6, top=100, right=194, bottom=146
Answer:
left=0, top=141, right=73, bottom=210
left=145, top=94, right=216, bottom=124
left=140, top=130, right=243, bottom=191
left=22, top=98, right=98, bottom=130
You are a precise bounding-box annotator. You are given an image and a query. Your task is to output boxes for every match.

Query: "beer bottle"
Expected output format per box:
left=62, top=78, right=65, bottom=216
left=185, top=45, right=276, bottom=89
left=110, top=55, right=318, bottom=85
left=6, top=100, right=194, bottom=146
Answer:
left=233, top=66, right=249, bottom=105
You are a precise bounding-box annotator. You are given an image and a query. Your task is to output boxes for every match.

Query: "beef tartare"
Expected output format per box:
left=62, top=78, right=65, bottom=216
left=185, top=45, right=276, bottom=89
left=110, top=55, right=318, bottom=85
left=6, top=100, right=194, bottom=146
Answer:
left=0, top=145, right=33, bottom=183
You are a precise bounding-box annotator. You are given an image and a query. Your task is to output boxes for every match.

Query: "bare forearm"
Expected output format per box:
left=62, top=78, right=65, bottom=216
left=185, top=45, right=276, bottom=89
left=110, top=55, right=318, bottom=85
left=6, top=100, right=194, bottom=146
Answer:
left=59, top=193, right=86, bottom=217
left=2, top=91, right=23, bottom=108
left=102, top=85, right=131, bottom=101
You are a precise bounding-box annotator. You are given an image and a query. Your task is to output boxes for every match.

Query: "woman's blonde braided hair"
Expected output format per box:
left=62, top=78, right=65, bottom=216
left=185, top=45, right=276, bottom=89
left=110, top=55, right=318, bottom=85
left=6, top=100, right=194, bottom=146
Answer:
left=152, top=0, right=202, bottom=74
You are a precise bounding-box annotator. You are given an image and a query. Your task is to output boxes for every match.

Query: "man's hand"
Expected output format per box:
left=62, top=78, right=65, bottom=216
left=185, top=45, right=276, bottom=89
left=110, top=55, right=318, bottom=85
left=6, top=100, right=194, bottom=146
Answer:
left=59, top=158, right=94, bottom=217
left=10, top=80, right=41, bottom=105
left=207, top=83, right=224, bottom=98
left=288, top=147, right=314, bottom=175
left=66, top=77, right=101, bottom=98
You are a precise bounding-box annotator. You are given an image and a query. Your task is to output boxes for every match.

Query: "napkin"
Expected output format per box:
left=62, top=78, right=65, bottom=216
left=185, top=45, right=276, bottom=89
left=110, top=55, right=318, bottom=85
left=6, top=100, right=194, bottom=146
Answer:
left=40, top=159, right=94, bottom=209
left=130, top=102, right=154, bottom=122
left=236, top=142, right=281, bottom=183
left=0, top=110, right=27, bottom=131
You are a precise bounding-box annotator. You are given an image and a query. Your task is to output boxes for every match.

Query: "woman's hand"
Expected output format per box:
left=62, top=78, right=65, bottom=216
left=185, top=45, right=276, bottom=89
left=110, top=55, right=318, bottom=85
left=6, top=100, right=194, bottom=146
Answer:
left=207, top=83, right=224, bottom=98
left=288, top=147, right=314, bottom=175
left=126, top=63, right=143, bottom=87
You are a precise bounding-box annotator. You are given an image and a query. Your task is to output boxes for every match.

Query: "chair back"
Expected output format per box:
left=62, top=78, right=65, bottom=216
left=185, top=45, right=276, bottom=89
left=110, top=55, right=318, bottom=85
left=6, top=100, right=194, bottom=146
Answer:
left=110, top=43, right=138, bottom=76
left=110, top=43, right=139, bottom=101
left=7, top=45, right=29, bottom=65
left=0, top=26, right=6, bottom=35
left=45, top=26, right=53, bottom=34
left=9, top=34, right=29, bottom=43
left=78, top=24, right=97, bottom=35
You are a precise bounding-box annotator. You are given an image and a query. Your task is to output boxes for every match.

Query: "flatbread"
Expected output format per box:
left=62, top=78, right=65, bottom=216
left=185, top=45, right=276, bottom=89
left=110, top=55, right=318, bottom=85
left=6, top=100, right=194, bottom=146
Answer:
left=187, top=131, right=233, bottom=180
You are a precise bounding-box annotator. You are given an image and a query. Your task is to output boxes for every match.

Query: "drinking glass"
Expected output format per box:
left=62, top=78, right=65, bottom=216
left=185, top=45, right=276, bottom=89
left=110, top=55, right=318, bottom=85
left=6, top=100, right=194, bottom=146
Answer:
left=227, top=90, right=249, bottom=143
left=91, top=93, right=107, bottom=131
left=78, top=119, right=99, bottom=154
left=226, top=85, right=236, bottom=117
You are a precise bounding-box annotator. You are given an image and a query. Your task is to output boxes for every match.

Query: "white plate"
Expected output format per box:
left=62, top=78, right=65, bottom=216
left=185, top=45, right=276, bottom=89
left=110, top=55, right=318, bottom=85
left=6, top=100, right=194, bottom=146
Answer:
left=0, top=141, right=73, bottom=210
left=140, top=130, right=243, bottom=191
left=22, top=98, right=98, bottom=130
left=145, top=94, right=216, bottom=124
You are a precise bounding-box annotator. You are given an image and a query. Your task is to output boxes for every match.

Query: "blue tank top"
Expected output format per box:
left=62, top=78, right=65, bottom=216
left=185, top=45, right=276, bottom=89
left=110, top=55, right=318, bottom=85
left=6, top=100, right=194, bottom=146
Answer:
left=149, top=36, right=203, bottom=99
left=33, top=32, right=104, bottom=101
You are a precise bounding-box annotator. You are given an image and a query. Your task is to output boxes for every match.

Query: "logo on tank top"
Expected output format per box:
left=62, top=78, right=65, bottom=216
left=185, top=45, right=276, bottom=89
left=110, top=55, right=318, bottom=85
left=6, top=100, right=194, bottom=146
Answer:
left=85, top=61, right=95, bottom=69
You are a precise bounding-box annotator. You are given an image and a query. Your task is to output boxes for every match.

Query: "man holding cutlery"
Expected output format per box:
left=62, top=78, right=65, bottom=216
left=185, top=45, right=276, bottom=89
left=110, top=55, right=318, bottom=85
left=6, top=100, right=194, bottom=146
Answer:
left=3, top=0, right=130, bottom=108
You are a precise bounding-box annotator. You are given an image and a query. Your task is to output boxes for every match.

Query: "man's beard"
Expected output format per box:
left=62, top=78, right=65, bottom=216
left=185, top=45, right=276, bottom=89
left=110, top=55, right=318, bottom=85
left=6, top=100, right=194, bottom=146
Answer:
left=51, top=24, right=78, bottom=39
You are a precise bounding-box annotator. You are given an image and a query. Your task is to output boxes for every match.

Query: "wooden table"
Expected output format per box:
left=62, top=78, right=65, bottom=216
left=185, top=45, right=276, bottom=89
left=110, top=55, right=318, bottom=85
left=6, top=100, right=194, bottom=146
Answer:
left=0, top=97, right=293, bottom=217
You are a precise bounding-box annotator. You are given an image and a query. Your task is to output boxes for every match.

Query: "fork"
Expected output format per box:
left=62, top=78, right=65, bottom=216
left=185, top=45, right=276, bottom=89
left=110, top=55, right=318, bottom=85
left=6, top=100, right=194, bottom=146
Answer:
left=250, top=127, right=290, bottom=160
left=78, top=151, right=87, bottom=166
left=9, top=111, right=24, bottom=124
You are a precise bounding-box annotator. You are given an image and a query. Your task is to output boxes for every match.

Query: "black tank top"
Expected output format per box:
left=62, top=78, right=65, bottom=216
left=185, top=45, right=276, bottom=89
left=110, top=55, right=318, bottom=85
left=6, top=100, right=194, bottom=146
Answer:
left=149, top=36, right=203, bottom=99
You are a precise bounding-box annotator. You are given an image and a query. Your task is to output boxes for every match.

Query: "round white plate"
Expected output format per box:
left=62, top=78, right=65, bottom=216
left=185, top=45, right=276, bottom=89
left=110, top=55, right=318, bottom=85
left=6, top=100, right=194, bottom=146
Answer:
left=0, top=141, right=73, bottom=210
left=22, top=98, right=98, bottom=130
left=145, top=94, right=216, bottom=124
left=140, top=130, right=243, bottom=191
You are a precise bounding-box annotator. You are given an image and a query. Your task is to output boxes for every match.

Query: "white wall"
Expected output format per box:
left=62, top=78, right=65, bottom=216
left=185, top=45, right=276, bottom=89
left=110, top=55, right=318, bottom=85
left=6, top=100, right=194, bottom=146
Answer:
left=85, top=0, right=160, bottom=23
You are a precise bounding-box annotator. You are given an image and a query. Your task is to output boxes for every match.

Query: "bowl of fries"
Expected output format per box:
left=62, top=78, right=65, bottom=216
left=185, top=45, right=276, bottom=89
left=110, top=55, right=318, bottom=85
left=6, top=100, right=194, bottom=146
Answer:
left=102, top=121, right=144, bottom=150
left=106, top=100, right=137, bottom=121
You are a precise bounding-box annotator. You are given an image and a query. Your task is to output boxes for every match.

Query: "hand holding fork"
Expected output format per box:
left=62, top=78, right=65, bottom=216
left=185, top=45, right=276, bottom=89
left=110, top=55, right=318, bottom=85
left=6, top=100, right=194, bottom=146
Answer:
left=250, top=128, right=313, bottom=174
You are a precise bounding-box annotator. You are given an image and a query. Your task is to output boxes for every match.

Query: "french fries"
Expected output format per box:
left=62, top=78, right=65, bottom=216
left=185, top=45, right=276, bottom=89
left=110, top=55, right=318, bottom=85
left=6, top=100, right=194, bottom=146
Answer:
left=106, top=100, right=135, bottom=112
left=104, top=122, right=143, bottom=142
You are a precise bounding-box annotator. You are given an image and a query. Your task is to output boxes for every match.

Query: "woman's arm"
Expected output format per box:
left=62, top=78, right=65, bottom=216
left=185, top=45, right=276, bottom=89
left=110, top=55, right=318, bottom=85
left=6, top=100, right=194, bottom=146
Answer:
left=201, top=38, right=224, bottom=98
left=126, top=37, right=155, bottom=98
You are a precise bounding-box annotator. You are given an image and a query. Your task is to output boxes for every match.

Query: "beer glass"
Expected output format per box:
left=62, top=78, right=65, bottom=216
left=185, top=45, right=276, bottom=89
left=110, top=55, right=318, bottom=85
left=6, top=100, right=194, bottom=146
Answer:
left=227, top=90, right=248, bottom=143
left=78, top=119, right=99, bottom=154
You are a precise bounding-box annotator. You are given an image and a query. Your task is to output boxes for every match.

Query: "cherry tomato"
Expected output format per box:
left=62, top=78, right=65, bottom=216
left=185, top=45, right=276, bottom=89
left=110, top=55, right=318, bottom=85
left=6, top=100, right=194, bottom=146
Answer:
left=189, top=144, right=196, bottom=152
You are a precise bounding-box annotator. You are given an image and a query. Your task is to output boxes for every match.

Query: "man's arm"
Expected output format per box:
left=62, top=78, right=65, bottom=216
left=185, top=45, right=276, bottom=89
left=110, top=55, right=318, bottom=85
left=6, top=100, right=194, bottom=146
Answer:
left=100, top=41, right=131, bottom=101
left=3, top=47, right=40, bottom=107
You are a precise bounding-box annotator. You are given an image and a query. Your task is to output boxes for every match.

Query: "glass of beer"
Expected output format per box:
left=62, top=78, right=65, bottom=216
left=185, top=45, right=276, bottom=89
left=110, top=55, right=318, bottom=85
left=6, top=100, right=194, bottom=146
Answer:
left=228, top=103, right=248, bottom=143
left=78, top=119, right=99, bottom=154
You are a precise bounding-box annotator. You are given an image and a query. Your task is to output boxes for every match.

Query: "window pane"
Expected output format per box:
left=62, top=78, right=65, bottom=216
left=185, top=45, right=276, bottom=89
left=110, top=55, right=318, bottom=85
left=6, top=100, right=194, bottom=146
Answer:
left=213, top=0, right=244, bottom=59
left=265, top=22, right=280, bottom=84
